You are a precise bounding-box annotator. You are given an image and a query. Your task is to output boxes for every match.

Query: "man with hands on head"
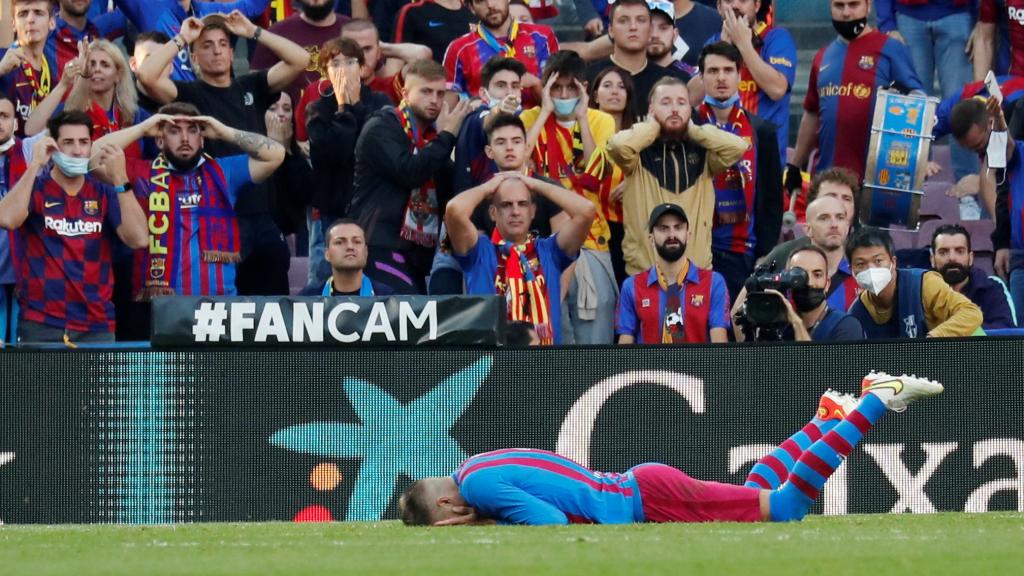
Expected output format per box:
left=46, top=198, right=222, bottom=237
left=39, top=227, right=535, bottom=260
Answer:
left=94, top=105, right=285, bottom=299
left=0, top=110, right=147, bottom=343
left=445, top=168, right=596, bottom=345
left=136, top=10, right=307, bottom=296
left=606, top=76, right=749, bottom=276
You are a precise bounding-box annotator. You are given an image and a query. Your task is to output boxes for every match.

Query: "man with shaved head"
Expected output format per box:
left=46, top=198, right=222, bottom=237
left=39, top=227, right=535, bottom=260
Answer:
left=761, top=167, right=860, bottom=311
left=444, top=133, right=597, bottom=344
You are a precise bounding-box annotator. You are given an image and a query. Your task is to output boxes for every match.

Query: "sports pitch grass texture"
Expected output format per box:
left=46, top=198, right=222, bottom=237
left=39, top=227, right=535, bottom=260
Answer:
left=2, top=512, right=1022, bottom=575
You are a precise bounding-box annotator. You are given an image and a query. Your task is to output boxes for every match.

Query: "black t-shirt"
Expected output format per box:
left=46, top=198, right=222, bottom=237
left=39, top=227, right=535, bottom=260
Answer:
left=173, top=71, right=277, bottom=158
left=397, top=1, right=478, bottom=64
left=585, top=59, right=690, bottom=117
left=173, top=71, right=278, bottom=214
left=675, top=3, right=723, bottom=68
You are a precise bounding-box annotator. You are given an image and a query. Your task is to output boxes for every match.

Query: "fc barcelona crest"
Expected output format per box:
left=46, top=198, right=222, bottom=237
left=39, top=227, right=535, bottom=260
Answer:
left=83, top=200, right=99, bottom=216
left=858, top=55, right=875, bottom=70
left=523, top=45, right=536, bottom=58
left=690, top=294, right=704, bottom=307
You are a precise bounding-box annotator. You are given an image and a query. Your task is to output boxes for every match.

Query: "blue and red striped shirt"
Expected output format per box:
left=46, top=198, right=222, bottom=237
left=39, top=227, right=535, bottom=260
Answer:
left=453, top=449, right=644, bottom=525
left=16, top=171, right=123, bottom=332
left=803, top=30, right=922, bottom=177
left=127, top=155, right=250, bottom=296
left=443, top=21, right=558, bottom=98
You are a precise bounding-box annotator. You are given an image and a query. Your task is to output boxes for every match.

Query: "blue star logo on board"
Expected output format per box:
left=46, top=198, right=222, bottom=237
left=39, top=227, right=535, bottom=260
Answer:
left=269, top=357, right=492, bottom=521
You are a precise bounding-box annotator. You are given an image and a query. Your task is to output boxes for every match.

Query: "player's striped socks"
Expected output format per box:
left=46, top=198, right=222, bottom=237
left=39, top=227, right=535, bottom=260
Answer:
left=768, top=393, right=887, bottom=522
left=744, top=418, right=840, bottom=489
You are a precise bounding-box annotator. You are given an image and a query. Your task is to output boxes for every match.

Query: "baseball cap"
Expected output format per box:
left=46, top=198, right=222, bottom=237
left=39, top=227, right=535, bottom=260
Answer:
left=648, top=203, right=688, bottom=231
left=647, top=0, right=675, bottom=21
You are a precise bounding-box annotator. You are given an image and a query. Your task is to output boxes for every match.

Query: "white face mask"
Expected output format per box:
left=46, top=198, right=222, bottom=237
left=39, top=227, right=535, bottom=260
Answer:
left=987, top=128, right=1008, bottom=169
left=855, top=265, right=893, bottom=296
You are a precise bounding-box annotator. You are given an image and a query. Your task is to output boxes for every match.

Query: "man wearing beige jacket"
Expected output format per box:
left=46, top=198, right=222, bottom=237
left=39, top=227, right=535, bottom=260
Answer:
left=607, top=77, right=748, bottom=275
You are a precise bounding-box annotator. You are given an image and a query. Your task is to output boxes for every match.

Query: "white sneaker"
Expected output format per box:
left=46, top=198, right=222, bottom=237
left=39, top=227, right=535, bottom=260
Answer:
left=860, top=371, right=944, bottom=412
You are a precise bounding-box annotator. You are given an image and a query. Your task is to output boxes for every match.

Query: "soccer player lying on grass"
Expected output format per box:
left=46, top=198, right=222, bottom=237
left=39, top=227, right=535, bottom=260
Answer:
left=399, top=372, right=943, bottom=526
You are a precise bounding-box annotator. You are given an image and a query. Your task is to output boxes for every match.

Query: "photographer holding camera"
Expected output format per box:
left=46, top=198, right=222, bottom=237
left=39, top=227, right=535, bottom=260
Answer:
left=731, top=245, right=864, bottom=342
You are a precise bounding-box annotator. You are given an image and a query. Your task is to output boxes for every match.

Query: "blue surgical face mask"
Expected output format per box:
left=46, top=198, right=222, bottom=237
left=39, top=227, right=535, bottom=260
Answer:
left=553, top=97, right=580, bottom=118
left=703, top=93, right=740, bottom=110
left=52, top=151, right=91, bottom=177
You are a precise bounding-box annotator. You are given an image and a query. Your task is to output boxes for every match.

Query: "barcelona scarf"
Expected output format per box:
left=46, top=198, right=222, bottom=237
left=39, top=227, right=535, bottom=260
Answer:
left=655, top=260, right=690, bottom=344
left=477, top=20, right=520, bottom=58
left=700, top=102, right=756, bottom=252
left=137, top=154, right=241, bottom=300
left=492, top=229, right=553, bottom=345
left=396, top=102, right=440, bottom=248
left=537, top=119, right=611, bottom=249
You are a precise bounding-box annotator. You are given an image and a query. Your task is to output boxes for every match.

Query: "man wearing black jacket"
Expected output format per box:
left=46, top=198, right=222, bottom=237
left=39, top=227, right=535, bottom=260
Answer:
left=348, top=59, right=472, bottom=294
left=696, top=41, right=782, bottom=301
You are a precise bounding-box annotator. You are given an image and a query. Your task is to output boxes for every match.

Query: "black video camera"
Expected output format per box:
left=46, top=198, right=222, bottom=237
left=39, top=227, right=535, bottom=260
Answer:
left=735, top=265, right=809, bottom=339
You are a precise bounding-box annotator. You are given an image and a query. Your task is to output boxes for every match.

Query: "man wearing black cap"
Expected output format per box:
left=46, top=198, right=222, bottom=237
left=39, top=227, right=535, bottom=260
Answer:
left=616, top=203, right=731, bottom=343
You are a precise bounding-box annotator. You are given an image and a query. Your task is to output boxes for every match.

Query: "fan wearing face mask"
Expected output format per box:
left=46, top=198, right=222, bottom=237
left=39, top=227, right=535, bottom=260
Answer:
left=788, top=0, right=923, bottom=186
left=847, top=226, right=983, bottom=339
left=930, top=223, right=1016, bottom=330
left=0, top=110, right=148, bottom=343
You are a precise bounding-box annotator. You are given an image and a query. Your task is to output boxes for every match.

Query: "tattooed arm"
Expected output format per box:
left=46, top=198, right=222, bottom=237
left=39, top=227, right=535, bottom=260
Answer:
left=194, top=115, right=286, bottom=184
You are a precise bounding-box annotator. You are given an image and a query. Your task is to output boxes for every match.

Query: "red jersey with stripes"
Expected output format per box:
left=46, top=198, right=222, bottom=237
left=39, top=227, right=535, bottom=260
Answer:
left=453, top=448, right=645, bottom=525
left=16, top=171, right=123, bottom=332
left=443, top=21, right=558, bottom=98
left=803, top=30, right=922, bottom=177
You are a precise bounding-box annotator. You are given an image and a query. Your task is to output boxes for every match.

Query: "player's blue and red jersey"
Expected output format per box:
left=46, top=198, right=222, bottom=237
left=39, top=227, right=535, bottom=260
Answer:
left=708, top=25, right=796, bottom=160
left=443, top=21, right=558, bottom=98
left=127, top=154, right=250, bottom=296
left=15, top=171, right=123, bottom=332
left=453, top=448, right=645, bottom=525
left=803, top=30, right=922, bottom=177
left=933, top=75, right=1024, bottom=140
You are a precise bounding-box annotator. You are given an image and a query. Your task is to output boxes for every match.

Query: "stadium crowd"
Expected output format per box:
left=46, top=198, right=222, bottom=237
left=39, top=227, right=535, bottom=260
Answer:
left=0, top=0, right=1019, bottom=344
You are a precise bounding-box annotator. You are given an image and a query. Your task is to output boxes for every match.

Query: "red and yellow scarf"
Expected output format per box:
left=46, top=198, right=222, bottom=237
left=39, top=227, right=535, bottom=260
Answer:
left=395, top=101, right=440, bottom=248
left=492, top=228, right=553, bottom=344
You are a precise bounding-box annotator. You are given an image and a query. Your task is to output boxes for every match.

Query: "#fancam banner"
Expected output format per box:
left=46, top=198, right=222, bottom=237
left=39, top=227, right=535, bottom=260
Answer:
left=150, top=295, right=506, bottom=347
left=0, top=339, right=1022, bottom=524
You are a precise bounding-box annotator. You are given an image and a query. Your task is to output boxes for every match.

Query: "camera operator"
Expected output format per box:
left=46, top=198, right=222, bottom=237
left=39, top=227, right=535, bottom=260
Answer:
left=731, top=245, right=864, bottom=342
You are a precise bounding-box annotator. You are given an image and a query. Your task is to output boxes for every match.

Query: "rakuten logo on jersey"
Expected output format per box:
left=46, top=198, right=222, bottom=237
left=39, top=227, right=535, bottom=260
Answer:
left=45, top=216, right=102, bottom=236
left=1009, top=7, right=1024, bottom=24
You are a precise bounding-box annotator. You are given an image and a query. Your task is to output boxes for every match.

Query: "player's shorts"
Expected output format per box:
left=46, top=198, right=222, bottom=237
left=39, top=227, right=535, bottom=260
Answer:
left=630, top=463, right=763, bottom=523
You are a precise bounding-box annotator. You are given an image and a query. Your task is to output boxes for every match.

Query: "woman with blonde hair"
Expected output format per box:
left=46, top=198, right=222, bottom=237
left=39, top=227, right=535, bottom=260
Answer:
left=26, top=40, right=148, bottom=158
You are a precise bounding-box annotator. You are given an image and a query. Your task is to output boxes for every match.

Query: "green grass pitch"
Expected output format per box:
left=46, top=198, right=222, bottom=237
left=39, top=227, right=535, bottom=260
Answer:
left=2, top=512, right=1022, bottom=575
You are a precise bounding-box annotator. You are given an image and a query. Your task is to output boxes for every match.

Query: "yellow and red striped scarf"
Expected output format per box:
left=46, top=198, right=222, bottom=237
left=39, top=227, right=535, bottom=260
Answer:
left=492, top=229, right=553, bottom=344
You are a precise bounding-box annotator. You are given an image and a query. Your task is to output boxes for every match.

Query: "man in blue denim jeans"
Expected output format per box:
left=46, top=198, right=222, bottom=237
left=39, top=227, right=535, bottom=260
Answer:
left=876, top=0, right=977, bottom=187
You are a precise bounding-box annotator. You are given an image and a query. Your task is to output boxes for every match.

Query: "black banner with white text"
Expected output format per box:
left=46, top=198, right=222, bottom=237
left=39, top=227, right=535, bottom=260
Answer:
left=0, top=338, right=1021, bottom=524
left=150, top=295, right=506, bottom=347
